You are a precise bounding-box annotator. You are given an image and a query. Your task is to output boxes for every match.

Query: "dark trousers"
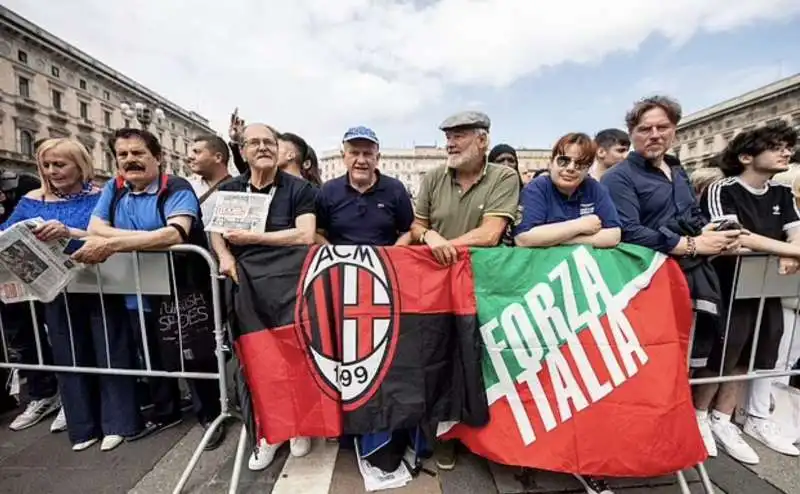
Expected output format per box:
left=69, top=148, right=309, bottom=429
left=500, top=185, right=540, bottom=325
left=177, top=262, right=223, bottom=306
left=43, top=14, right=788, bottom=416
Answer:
left=128, top=307, right=220, bottom=425
left=0, top=301, right=57, bottom=400
left=45, top=294, right=141, bottom=443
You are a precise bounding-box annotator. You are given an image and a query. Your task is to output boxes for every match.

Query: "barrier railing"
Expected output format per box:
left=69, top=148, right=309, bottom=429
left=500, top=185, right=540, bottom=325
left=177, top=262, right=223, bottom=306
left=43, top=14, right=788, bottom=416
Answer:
left=677, top=252, right=800, bottom=494
left=0, top=244, right=243, bottom=494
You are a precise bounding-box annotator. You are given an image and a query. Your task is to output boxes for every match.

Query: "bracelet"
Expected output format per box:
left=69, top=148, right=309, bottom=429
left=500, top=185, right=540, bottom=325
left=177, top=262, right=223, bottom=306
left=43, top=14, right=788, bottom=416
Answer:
left=685, top=236, right=697, bottom=258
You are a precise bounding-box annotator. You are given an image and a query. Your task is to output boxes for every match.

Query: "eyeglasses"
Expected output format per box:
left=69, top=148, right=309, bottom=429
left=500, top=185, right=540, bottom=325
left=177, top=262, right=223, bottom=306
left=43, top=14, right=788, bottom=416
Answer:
left=244, top=138, right=276, bottom=149
left=554, top=155, right=592, bottom=171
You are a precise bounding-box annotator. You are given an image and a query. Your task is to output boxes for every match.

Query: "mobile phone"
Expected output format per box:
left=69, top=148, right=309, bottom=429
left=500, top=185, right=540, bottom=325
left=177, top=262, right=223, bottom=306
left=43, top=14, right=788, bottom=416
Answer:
left=63, top=239, right=86, bottom=255
left=713, top=219, right=742, bottom=231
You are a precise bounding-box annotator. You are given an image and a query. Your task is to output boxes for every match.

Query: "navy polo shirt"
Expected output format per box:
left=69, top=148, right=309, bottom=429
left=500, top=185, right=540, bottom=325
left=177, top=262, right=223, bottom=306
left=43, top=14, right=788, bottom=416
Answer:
left=601, top=151, right=703, bottom=253
left=316, top=171, right=414, bottom=246
left=515, top=175, right=620, bottom=236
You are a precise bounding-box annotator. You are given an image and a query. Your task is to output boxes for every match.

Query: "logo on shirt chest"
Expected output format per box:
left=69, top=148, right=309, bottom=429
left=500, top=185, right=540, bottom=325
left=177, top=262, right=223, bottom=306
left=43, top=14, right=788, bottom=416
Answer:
left=579, top=202, right=595, bottom=216
left=773, top=205, right=781, bottom=216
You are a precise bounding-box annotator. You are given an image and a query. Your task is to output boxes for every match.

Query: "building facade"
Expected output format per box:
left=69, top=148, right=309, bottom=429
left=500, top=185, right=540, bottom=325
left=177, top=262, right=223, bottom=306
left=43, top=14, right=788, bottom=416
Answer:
left=0, top=6, right=215, bottom=182
left=675, top=73, right=800, bottom=171
left=319, top=146, right=550, bottom=197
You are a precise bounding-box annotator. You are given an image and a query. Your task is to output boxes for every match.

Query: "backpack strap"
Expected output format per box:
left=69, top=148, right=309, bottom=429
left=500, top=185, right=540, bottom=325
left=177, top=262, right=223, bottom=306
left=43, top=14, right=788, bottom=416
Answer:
left=107, top=175, right=130, bottom=227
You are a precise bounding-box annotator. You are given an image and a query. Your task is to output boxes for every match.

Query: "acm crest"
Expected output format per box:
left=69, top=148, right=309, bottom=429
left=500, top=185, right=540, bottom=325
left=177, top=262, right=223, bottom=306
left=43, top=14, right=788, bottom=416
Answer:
left=295, top=245, right=401, bottom=412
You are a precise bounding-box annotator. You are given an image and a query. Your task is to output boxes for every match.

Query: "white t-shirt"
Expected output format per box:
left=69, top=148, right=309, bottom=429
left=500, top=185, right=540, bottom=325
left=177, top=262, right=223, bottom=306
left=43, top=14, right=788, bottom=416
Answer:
left=189, top=179, right=219, bottom=228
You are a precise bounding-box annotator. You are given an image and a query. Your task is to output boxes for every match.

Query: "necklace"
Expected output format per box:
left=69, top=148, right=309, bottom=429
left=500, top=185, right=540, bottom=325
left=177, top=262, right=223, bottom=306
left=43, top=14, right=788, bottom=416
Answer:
left=52, top=181, right=93, bottom=200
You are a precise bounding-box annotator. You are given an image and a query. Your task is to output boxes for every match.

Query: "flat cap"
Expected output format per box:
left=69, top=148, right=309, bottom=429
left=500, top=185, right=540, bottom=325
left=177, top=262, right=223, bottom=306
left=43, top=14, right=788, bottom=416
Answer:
left=438, top=111, right=491, bottom=131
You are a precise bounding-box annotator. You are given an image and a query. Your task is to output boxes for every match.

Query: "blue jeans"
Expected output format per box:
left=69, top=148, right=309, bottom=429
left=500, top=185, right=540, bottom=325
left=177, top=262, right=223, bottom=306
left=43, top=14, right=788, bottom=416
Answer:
left=0, top=301, right=57, bottom=400
left=45, top=294, right=141, bottom=443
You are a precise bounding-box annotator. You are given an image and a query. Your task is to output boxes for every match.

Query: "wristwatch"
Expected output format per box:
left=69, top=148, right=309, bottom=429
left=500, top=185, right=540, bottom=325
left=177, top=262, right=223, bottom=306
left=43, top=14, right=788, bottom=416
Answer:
left=420, top=229, right=429, bottom=244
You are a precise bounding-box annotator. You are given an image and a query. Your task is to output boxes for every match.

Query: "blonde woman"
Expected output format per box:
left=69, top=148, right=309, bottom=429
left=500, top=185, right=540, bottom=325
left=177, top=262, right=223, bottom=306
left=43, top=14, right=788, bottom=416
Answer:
left=689, top=166, right=724, bottom=198
left=1, top=138, right=141, bottom=451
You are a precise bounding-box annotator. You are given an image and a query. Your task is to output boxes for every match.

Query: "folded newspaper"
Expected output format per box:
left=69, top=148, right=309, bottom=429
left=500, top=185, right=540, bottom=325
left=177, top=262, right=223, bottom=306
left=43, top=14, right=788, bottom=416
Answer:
left=205, top=191, right=271, bottom=234
left=0, top=218, right=83, bottom=304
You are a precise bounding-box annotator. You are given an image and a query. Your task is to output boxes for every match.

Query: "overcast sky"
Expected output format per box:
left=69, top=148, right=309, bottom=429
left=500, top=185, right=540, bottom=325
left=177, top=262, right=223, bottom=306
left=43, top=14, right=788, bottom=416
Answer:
left=6, top=0, right=800, bottom=152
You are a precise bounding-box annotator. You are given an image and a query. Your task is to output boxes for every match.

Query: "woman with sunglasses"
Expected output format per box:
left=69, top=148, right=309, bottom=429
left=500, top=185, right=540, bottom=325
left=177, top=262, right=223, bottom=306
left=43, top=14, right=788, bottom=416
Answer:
left=513, top=132, right=619, bottom=494
left=514, top=132, right=621, bottom=250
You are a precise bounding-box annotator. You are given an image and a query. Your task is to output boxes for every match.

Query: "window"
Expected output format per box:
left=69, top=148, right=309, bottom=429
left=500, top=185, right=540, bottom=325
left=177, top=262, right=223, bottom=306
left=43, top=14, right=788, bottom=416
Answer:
left=20, top=129, right=35, bottom=158
left=103, top=110, right=111, bottom=127
left=105, top=151, right=114, bottom=171
left=80, top=101, right=89, bottom=119
left=18, top=76, right=29, bottom=98
left=79, top=79, right=87, bottom=90
left=725, top=119, right=733, bottom=129
left=172, top=137, right=177, bottom=150
left=51, top=66, right=60, bottom=78
left=17, top=50, right=28, bottom=64
left=157, top=131, right=163, bottom=142
left=124, top=118, right=131, bottom=127
left=51, top=89, right=62, bottom=110
left=184, top=141, right=188, bottom=154
left=103, top=90, right=110, bottom=100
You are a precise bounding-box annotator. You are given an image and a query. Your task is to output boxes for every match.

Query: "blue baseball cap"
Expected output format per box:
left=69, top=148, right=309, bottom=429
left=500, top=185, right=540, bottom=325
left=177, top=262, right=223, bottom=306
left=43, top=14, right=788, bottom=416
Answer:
left=342, top=126, right=379, bottom=145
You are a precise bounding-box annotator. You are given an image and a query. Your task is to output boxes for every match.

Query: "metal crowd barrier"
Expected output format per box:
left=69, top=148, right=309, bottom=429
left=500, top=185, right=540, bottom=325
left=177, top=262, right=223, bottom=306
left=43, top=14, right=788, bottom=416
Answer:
left=0, top=244, right=243, bottom=494
left=677, top=252, right=800, bottom=494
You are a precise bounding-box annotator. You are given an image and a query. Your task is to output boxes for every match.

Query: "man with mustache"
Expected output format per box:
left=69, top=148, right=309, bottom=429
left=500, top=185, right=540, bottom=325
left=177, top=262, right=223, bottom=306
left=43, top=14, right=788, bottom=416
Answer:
left=210, top=123, right=317, bottom=471
left=602, top=97, right=742, bottom=459
left=410, top=111, right=520, bottom=470
left=73, top=128, right=225, bottom=449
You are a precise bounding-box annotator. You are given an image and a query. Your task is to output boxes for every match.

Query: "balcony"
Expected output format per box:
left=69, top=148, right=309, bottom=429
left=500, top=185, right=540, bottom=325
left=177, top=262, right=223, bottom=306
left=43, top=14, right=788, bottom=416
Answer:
left=13, top=95, right=38, bottom=112
left=48, top=110, right=69, bottom=126
left=77, top=119, right=95, bottom=132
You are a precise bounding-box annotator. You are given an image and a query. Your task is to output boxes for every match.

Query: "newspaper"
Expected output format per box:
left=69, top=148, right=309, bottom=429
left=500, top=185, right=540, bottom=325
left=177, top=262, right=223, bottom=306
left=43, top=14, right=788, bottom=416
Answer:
left=205, top=191, right=272, bottom=234
left=0, top=218, right=83, bottom=304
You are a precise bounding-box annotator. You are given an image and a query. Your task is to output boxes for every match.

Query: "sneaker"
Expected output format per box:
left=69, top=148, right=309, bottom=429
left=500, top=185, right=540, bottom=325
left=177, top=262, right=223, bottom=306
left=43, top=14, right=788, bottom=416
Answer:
left=50, top=407, right=67, bottom=433
left=574, top=474, right=614, bottom=494
left=290, top=436, right=311, bottom=457
left=743, top=417, right=800, bottom=457
left=126, top=417, right=183, bottom=442
left=710, top=418, right=760, bottom=464
left=697, top=413, right=718, bottom=457
left=72, top=438, right=99, bottom=452
left=248, top=438, right=282, bottom=471
left=435, top=440, right=457, bottom=470
left=9, top=396, right=60, bottom=431
left=101, top=435, right=124, bottom=452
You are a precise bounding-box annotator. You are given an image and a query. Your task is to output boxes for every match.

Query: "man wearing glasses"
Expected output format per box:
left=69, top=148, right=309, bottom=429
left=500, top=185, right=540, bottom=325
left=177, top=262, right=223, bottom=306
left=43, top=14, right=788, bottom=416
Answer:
left=210, top=123, right=317, bottom=471
left=514, top=132, right=621, bottom=249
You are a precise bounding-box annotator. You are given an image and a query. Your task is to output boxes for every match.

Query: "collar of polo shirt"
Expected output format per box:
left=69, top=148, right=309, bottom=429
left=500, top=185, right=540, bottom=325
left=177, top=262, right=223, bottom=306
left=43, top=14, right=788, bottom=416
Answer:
left=124, top=176, right=161, bottom=195
left=347, top=168, right=382, bottom=192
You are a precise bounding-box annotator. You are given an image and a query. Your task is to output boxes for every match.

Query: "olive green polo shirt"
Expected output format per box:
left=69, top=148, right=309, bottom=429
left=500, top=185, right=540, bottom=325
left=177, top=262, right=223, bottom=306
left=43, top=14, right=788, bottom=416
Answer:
left=415, top=162, right=520, bottom=240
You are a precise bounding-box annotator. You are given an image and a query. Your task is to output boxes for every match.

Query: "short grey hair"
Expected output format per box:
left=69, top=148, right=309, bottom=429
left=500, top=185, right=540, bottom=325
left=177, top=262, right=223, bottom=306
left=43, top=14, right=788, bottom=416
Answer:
left=625, top=95, right=682, bottom=132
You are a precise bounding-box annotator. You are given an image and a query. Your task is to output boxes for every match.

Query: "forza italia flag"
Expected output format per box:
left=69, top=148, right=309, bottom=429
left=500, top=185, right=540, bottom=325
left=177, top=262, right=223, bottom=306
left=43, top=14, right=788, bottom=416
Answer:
left=230, top=245, right=489, bottom=444
left=445, top=243, right=707, bottom=476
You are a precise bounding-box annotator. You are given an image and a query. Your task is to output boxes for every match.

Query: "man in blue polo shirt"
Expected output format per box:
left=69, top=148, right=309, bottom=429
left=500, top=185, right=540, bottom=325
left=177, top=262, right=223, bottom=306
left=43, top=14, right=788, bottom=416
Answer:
left=316, top=126, right=413, bottom=246
left=73, top=128, right=224, bottom=450
left=315, top=126, right=416, bottom=474
left=515, top=132, right=621, bottom=249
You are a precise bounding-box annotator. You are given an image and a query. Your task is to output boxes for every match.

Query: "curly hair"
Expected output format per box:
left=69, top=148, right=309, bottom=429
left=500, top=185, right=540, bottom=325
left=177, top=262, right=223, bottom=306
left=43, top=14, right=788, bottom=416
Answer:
left=719, top=121, right=798, bottom=177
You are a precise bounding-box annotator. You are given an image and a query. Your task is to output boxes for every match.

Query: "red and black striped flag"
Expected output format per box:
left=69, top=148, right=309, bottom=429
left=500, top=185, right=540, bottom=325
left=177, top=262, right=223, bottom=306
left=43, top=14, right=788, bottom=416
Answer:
left=229, top=245, right=489, bottom=445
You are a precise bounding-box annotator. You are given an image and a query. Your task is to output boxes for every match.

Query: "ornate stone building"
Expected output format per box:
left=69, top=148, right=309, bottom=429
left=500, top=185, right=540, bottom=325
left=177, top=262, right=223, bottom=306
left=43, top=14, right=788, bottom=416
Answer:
left=319, top=146, right=550, bottom=197
left=675, top=73, right=800, bottom=171
left=0, top=6, right=215, bottom=182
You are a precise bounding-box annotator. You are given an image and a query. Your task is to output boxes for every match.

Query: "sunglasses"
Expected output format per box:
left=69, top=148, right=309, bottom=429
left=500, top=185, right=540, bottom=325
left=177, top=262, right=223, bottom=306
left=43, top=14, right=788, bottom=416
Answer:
left=554, top=155, right=592, bottom=171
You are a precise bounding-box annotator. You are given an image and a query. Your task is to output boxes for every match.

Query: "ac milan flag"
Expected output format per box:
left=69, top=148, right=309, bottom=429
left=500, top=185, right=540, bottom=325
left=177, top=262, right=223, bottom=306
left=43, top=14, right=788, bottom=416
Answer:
left=230, top=243, right=706, bottom=477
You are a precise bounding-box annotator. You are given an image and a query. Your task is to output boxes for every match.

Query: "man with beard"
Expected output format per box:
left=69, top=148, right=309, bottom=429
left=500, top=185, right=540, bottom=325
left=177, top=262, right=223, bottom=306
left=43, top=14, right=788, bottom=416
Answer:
left=410, top=111, right=520, bottom=469
left=698, top=122, right=800, bottom=464
left=187, top=135, right=232, bottom=227
left=210, top=123, right=317, bottom=471
left=73, top=128, right=225, bottom=450
left=602, top=97, right=741, bottom=459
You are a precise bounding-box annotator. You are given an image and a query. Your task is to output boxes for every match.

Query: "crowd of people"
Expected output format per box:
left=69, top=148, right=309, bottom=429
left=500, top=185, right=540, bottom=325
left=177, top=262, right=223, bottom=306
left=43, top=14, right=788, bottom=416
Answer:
left=0, top=94, right=799, bottom=494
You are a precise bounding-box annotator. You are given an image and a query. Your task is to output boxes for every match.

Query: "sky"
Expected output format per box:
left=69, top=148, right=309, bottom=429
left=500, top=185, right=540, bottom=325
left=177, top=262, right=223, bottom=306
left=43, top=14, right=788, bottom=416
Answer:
left=6, top=0, right=800, bottom=152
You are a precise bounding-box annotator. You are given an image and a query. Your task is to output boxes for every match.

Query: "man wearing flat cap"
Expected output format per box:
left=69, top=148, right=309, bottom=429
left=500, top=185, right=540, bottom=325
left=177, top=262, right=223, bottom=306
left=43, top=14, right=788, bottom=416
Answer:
left=410, top=111, right=520, bottom=468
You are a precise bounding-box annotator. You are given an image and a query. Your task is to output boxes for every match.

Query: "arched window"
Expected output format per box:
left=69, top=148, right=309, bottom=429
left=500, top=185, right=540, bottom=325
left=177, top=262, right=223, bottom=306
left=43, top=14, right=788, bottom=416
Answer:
left=20, top=129, right=34, bottom=158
